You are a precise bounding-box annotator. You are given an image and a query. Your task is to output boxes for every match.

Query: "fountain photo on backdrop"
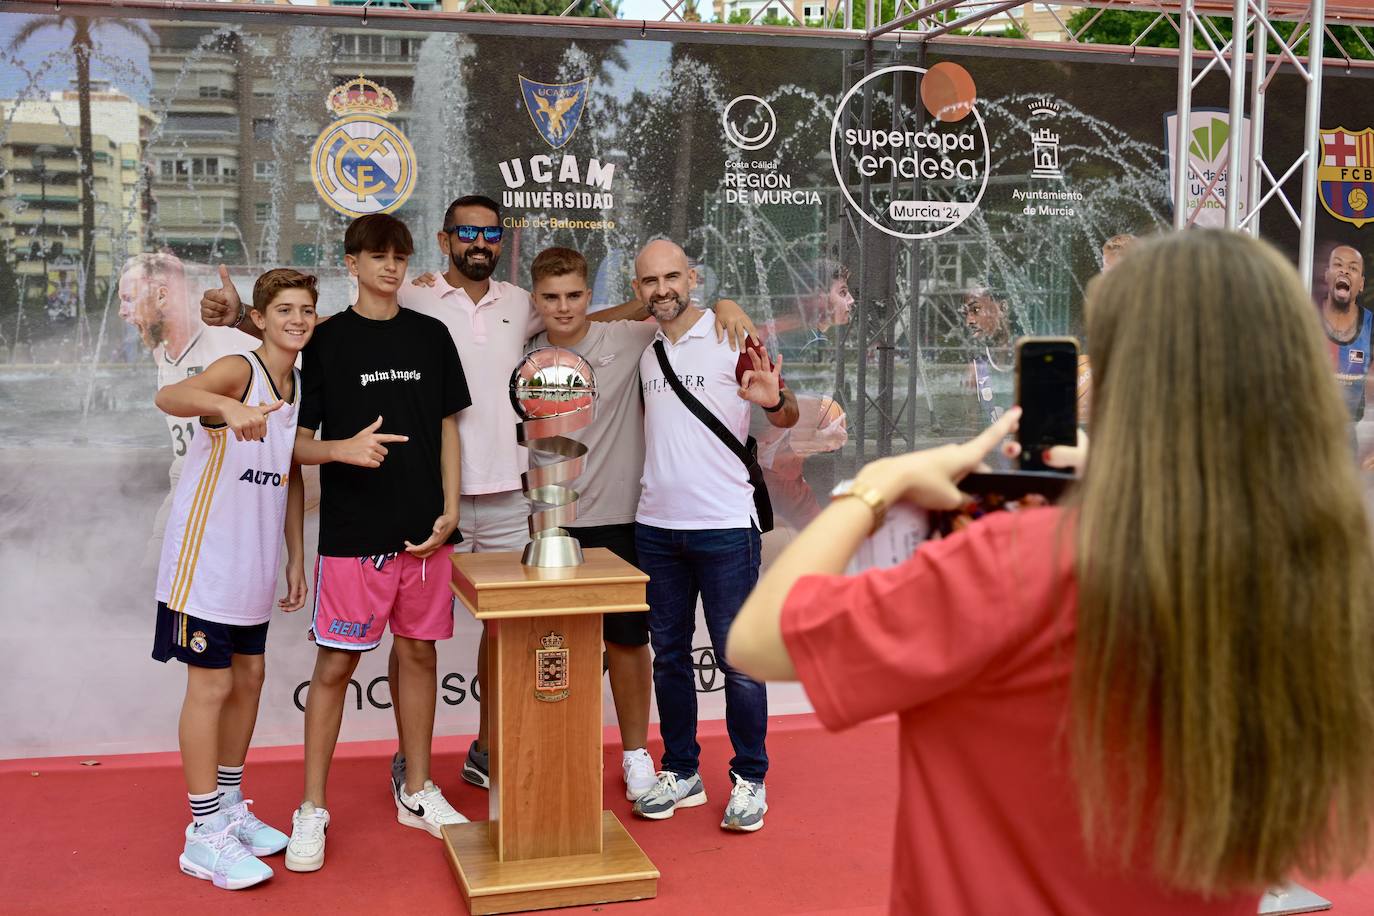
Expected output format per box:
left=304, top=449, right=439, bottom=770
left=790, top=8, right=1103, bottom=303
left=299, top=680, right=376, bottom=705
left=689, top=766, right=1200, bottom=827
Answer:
left=1, top=6, right=1368, bottom=757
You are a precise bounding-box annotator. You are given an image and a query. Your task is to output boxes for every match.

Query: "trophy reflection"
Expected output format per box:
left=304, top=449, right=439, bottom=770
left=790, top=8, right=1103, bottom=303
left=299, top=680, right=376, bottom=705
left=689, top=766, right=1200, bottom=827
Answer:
left=509, top=347, right=598, bottom=568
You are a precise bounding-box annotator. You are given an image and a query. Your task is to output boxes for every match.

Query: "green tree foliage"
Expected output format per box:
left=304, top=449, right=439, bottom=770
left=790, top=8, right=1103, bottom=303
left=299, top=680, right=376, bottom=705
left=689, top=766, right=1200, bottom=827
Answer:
left=1066, top=7, right=1372, bottom=60
left=485, top=0, right=615, bottom=16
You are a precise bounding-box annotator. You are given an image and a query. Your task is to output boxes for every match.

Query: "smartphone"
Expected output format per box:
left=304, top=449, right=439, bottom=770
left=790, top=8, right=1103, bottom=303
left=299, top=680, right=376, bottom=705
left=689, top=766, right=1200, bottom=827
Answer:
left=1015, top=336, right=1080, bottom=472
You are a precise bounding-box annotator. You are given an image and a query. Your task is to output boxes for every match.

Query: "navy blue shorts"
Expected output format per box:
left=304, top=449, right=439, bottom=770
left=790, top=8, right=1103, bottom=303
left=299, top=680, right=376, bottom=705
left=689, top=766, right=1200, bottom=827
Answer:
left=567, top=523, right=649, bottom=647
left=152, top=602, right=269, bottom=669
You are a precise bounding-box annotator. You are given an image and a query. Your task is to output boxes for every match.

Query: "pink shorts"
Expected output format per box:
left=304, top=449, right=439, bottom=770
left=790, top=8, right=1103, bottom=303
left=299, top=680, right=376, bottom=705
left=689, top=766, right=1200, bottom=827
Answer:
left=310, top=546, right=456, bottom=650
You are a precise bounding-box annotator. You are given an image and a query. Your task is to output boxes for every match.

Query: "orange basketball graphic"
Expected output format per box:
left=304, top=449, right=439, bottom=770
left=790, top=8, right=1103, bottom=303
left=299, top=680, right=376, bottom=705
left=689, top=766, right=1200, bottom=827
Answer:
left=920, top=62, right=977, bottom=123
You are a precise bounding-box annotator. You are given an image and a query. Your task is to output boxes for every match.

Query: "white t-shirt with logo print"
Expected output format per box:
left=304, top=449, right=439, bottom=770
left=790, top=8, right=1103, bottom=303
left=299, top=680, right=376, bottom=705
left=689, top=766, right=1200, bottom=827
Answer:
left=637, top=309, right=780, bottom=531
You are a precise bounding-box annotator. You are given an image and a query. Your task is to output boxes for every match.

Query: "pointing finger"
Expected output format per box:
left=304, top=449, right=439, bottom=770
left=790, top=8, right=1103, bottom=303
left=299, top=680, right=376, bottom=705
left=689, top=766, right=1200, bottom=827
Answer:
left=966, top=407, right=1021, bottom=459
left=374, top=434, right=409, bottom=443
left=260, top=399, right=284, bottom=414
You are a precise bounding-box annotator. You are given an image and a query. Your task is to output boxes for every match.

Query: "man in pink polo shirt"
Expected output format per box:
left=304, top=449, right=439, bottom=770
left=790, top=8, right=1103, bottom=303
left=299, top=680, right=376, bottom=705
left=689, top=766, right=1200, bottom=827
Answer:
left=630, top=239, right=798, bottom=834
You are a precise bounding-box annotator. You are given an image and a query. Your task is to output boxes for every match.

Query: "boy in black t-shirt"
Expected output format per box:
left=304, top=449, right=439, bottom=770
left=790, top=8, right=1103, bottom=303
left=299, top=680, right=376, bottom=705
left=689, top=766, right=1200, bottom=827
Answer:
left=281, top=214, right=472, bottom=872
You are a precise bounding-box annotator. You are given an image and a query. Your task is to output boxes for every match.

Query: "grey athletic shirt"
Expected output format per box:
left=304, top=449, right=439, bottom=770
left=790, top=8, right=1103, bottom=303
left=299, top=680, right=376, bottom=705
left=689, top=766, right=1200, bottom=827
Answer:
left=529, top=320, right=657, bottom=526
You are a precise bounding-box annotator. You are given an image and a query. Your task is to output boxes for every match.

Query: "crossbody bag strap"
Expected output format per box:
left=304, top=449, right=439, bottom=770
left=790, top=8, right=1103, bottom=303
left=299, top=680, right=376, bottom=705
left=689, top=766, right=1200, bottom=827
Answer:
left=653, top=339, right=752, bottom=466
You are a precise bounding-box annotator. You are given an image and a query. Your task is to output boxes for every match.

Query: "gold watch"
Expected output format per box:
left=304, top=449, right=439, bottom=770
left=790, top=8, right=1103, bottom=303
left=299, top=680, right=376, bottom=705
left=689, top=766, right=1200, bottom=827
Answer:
left=829, top=478, right=889, bottom=534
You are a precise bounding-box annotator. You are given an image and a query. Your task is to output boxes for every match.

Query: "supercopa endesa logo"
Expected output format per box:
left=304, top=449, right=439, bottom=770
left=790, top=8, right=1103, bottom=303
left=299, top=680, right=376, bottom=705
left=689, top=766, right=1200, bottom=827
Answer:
left=829, top=63, right=990, bottom=240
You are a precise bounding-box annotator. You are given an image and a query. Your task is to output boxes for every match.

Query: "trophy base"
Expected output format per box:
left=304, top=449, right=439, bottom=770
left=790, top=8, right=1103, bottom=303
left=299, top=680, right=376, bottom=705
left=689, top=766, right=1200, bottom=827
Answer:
left=522, top=535, right=585, bottom=568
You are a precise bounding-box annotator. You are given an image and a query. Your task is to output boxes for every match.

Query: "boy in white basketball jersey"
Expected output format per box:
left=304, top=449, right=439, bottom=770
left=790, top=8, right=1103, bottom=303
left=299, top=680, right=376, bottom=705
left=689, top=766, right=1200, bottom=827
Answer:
left=151, top=269, right=318, bottom=890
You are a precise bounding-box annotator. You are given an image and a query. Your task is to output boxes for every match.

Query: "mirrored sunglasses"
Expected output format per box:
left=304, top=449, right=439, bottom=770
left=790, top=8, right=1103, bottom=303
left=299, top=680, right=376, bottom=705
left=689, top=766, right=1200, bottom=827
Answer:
left=445, top=224, right=503, bottom=244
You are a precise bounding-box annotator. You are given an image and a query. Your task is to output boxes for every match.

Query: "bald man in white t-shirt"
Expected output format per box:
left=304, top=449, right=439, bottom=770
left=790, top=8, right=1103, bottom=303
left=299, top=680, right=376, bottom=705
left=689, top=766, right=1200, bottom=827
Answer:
left=630, top=239, right=798, bottom=834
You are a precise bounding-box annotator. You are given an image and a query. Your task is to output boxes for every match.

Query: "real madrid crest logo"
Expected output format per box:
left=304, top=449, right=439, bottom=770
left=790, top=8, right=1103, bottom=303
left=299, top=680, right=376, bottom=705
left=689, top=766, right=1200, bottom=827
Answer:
left=189, top=631, right=208, bottom=654
left=311, top=74, right=417, bottom=217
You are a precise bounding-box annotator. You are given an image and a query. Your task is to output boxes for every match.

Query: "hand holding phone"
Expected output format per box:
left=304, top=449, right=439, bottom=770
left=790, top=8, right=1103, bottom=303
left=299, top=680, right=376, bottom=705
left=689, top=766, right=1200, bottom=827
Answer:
left=1015, top=336, right=1080, bottom=473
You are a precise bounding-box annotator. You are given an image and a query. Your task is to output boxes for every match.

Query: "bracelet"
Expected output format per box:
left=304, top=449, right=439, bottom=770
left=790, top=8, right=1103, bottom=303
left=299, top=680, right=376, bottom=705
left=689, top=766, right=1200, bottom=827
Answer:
left=829, top=479, right=888, bottom=535
left=234, top=300, right=248, bottom=328
left=763, top=392, right=786, bottom=413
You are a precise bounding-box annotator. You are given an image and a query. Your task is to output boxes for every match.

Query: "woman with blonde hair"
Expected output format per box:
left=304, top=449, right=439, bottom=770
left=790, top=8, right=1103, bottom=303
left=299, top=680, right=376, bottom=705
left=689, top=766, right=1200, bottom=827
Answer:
left=727, top=229, right=1374, bottom=913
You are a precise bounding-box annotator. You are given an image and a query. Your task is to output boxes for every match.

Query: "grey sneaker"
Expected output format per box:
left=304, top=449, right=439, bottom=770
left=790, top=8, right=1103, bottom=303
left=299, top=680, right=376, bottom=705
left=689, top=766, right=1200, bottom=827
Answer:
left=390, top=752, right=406, bottom=803
left=721, top=773, right=767, bottom=832
left=462, top=741, right=489, bottom=789
left=632, top=771, right=707, bottom=820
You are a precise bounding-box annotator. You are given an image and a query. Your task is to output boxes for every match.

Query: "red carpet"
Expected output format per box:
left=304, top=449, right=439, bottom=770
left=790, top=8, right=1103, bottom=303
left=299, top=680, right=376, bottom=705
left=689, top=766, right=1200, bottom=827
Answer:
left=4, top=713, right=1374, bottom=915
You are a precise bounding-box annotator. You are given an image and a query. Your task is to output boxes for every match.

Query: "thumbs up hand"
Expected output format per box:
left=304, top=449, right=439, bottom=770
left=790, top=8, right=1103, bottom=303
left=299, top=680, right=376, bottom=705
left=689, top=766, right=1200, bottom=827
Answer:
left=201, top=264, right=243, bottom=327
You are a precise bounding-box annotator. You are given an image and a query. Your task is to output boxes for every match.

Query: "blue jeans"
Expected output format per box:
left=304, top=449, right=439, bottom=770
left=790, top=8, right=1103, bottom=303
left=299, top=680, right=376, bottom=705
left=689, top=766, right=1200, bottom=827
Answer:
left=635, top=523, right=768, bottom=782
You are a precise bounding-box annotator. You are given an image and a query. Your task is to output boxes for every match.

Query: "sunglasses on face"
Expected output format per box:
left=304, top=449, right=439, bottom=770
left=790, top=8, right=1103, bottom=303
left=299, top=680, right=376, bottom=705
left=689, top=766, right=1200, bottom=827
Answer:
left=445, top=224, right=503, bottom=244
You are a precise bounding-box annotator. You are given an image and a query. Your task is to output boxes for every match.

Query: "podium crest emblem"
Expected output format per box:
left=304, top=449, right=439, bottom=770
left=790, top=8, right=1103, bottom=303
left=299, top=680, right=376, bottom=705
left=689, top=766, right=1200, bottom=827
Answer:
left=534, top=631, right=570, bottom=702
left=311, top=74, right=417, bottom=216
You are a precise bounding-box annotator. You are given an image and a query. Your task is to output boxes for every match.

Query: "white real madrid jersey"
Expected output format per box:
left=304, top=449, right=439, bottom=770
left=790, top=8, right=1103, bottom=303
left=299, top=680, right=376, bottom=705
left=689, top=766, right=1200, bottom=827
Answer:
left=156, top=325, right=257, bottom=487
left=155, top=352, right=300, bottom=626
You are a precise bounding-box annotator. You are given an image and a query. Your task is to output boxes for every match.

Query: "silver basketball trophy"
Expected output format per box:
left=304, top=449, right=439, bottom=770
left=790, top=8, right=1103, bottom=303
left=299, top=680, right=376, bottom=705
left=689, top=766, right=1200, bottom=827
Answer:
left=509, top=347, right=598, bottom=568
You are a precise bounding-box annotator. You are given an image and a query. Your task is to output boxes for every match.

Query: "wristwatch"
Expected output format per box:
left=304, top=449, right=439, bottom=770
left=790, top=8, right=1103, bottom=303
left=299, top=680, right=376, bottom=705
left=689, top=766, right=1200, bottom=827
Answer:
left=829, top=478, right=889, bottom=534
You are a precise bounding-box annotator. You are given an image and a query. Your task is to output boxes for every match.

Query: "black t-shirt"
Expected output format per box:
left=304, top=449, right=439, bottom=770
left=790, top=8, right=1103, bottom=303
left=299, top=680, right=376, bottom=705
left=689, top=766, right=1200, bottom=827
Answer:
left=299, top=307, right=470, bottom=557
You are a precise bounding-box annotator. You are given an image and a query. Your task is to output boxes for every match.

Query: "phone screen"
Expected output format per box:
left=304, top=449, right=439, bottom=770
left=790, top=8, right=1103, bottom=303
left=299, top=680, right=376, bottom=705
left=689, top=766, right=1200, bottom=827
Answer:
left=1016, top=337, right=1079, bottom=472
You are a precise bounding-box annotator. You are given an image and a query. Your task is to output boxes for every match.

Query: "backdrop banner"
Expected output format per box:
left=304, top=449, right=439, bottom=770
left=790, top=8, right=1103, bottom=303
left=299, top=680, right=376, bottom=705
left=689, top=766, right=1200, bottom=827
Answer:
left=1, top=9, right=1369, bottom=758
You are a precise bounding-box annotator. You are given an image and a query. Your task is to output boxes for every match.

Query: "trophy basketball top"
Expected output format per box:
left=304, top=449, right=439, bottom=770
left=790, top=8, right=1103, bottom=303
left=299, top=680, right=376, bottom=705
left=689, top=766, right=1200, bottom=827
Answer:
left=510, top=347, right=597, bottom=568
left=509, top=347, right=597, bottom=421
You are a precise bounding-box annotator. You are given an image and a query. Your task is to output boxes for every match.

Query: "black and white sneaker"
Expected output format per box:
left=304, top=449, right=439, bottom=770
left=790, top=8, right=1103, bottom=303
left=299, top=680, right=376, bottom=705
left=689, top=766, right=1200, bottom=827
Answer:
left=462, top=740, right=489, bottom=790
left=396, top=780, right=469, bottom=837
left=390, top=751, right=405, bottom=804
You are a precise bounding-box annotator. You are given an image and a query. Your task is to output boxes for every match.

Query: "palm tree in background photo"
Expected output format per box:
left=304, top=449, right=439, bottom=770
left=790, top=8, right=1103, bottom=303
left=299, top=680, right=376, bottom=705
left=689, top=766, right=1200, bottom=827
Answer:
left=6, top=12, right=153, bottom=351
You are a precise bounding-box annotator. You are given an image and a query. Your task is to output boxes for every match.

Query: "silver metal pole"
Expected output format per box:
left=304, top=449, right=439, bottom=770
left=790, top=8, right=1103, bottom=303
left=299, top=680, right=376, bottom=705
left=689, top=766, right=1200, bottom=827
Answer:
left=1246, top=0, right=1267, bottom=237
left=1173, top=1, right=1196, bottom=230
left=1225, top=0, right=1247, bottom=228
left=1297, top=0, right=1326, bottom=288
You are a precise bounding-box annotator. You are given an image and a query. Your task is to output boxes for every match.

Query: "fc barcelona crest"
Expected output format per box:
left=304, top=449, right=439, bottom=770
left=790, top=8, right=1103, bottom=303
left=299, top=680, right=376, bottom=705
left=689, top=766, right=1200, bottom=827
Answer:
left=311, top=74, right=417, bottom=217
left=1319, top=127, right=1374, bottom=228
left=534, top=632, right=569, bottom=702
left=519, top=76, right=590, bottom=150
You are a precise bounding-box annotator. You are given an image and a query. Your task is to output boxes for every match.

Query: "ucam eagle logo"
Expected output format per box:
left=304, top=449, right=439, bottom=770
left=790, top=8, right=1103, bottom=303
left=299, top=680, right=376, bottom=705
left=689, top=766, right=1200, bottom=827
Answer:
left=311, top=74, right=417, bottom=216
left=519, top=76, right=589, bottom=150
left=1319, top=127, right=1374, bottom=228
left=500, top=75, right=616, bottom=212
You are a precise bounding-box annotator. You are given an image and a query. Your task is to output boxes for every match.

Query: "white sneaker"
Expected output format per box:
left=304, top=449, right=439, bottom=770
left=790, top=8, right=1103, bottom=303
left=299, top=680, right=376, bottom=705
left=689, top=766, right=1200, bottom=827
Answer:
left=284, top=802, right=330, bottom=872
left=396, top=779, right=469, bottom=838
left=622, top=748, right=657, bottom=801
left=179, top=812, right=273, bottom=890
left=721, top=772, right=768, bottom=833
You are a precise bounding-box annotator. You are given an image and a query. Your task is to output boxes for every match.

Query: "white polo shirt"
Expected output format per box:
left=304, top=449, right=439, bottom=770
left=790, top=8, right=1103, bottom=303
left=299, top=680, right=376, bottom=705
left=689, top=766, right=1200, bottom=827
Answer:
left=400, top=275, right=541, bottom=495
left=637, top=309, right=763, bottom=530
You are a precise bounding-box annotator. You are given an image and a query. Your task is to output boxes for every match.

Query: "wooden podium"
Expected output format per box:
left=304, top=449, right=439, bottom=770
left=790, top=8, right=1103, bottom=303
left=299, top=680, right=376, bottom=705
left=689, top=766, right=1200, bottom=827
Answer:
left=443, top=547, right=660, bottom=915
